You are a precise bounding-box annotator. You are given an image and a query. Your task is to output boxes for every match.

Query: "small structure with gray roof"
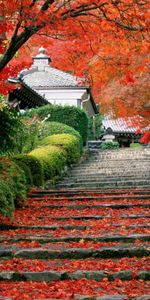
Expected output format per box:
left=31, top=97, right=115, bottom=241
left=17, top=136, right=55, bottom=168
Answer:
left=101, top=116, right=141, bottom=147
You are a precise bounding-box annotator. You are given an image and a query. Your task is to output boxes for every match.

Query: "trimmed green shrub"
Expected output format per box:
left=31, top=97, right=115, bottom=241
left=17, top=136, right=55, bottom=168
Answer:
left=130, top=142, right=141, bottom=148
left=14, top=154, right=44, bottom=187
left=101, top=141, right=119, bottom=150
left=38, top=121, right=83, bottom=148
left=29, top=145, right=66, bottom=181
left=0, top=156, right=27, bottom=210
left=25, top=105, right=89, bottom=145
left=40, top=133, right=81, bottom=164
left=0, top=178, right=15, bottom=217
left=13, top=159, right=33, bottom=190
left=0, top=100, right=23, bottom=154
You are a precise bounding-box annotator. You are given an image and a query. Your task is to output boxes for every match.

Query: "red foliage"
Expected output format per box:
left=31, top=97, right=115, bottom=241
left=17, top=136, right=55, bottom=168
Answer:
left=140, top=131, right=150, bottom=144
left=0, top=279, right=149, bottom=299
left=0, top=0, right=149, bottom=131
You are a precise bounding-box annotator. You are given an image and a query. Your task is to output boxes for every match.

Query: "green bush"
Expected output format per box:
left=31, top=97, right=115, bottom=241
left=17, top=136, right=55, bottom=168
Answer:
left=13, top=159, right=33, bottom=190
left=130, top=142, right=141, bottom=148
left=14, top=154, right=44, bottom=187
left=0, top=156, right=27, bottom=213
left=38, top=121, right=83, bottom=148
left=40, top=133, right=81, bottom=164
left=0, top=102, right=23, bottom=154
left=29, top=145, right=66, bottom=181
left=25, top=104, right=89, bottom=145
left=0, top=178, right=15, bottom=217
left=101, top=141, right=119, bottom=150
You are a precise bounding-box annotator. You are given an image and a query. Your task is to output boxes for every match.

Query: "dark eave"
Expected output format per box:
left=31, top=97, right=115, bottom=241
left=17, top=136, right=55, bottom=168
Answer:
left=87, top=87, right=99, bottom=114
left=8, top=80, right=49, bottom=108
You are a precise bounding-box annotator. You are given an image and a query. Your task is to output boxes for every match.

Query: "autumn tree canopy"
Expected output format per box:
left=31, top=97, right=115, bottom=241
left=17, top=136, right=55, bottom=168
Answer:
left=0, top=0, right=149, bottom=135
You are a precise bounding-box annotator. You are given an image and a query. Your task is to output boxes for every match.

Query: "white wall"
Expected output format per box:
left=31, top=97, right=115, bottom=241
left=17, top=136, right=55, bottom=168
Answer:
left=34, top=88, right=87, bottom=107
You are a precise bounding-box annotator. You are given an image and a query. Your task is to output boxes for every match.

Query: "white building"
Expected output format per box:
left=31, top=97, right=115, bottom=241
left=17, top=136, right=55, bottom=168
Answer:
left=8, top=47, right=98, bottom=116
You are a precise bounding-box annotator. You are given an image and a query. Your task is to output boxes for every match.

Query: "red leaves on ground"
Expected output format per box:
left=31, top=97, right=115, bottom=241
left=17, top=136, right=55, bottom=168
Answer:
left=0, top=189, right=150, bottom=299
left=0, top=279, right=149, bottom=299
left=0, top=257, right=149, bottom=273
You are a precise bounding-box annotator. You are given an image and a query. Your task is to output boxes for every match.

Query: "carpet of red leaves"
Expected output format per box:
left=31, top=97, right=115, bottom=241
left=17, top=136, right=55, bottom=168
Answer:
left=0, top=279, right=149, bottom=299
left=0, top=190, right=150, bottom=299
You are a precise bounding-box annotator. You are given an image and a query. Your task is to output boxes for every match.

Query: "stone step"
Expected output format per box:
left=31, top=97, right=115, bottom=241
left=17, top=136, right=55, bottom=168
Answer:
left=76, top=296, right=150, bottom=300
left=69, top=167, right=149, bottom=173
left=60, top=177, right=150, bottom=184
left=0, top=295, right=150, bottom=300
left=29, top=189, right=150, bottom=197
left=89, top=153, right=150, bottom=158
left=68, top=172, right=149, bottom=178
left=41, top=215, right=150, bottom=221
left=0, top=270, right=149, bottom=282
left=57, top=180, right=150, bottom=188
left=85, top=159, right=150, bottom=163
left=29, top=203, right=150, bottom=209
left=1, top=215, right=149, bottom=230
left=65, top=167, right=150, bottom=172
left=30, top=194, right=150, bottom=201
left=1, top=245, right=149, bottom=259
left=0, top=234, right=149, bottom=243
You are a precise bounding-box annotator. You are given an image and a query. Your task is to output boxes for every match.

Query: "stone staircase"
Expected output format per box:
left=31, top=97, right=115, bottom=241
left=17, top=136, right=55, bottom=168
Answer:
left=0, top=188, right=150, bottom=299
left=56, top=147, right=150, bottom=189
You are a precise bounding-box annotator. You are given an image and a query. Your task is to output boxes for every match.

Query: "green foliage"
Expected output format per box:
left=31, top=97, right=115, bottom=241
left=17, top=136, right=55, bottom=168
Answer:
left=14, top=154, right=44, bottom=187
left=25, top=104, right=89, bottom=145
left=14, top=115, right=41, bottom=154
left=0, top=156, right=27, bottom=216
left=0, top=178, right=15, bottom=217
left=88, top=114, right=103, bottom=140
left=13, top=159, right=33, bottom=190
left=101, top=141, right=120, bottom=150
left=29, top=145, right=66, bottom=182
left=40, top=133, right=81, bottom=164
left=130, top=142, right=141, bottom=148
left=0, top=100, right=23, bottom=154
left=38, top=121, right=83, bottom=148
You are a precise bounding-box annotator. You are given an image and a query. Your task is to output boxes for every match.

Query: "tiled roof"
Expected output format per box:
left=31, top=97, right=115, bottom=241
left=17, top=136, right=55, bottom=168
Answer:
left=102, top=117, right=137, bottom=133
left=22, top=68, right=79, bottom=88
left=18, top=47, right=82, bottom=88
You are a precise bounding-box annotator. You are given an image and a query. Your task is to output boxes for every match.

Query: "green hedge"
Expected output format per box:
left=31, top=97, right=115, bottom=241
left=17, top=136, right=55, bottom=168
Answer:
left=0, top=178, right=15, bottom=217
left=40, top=133, right=81, bottom=164
left=0, top=101, right=22, bottom=154
left=25, top=105, right=89, bottom=145
left=14, top=154, right=44, bottom=187
left=13, top=159, right=33, bottom=190
left=0, top=156, right=27, bottom=216
left=38, top=121, right=83, bottom=148
left=101, top=141, right=119, bottom=150
left=29, top=145, right=66, bottom=181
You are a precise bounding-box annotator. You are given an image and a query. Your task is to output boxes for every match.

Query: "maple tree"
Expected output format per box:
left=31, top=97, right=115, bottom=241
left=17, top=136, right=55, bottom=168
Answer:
left=0, top=0, right=149, bottom=140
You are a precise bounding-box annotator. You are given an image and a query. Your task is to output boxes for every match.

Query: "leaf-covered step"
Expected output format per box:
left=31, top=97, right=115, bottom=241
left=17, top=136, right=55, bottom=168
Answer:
left=29, top=188, right=150, bottom=197
left=0, top=234, right=150, bottom=243
left=0, top=257, right=149, bottom=274
left=28, top=203, right=150, bottom=209
left=0, top=270, right=149, bottom=282
left=0, top=244, right=148, bottom=259
left=46, top=215, right=150, bottom=220
left=0, top=220, right=149, bottom=239
left=0, top=279, right=149, bottom=299
left=74, top=296, right=150, bottom=300
left=30, top=195, right=150, bottom=203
